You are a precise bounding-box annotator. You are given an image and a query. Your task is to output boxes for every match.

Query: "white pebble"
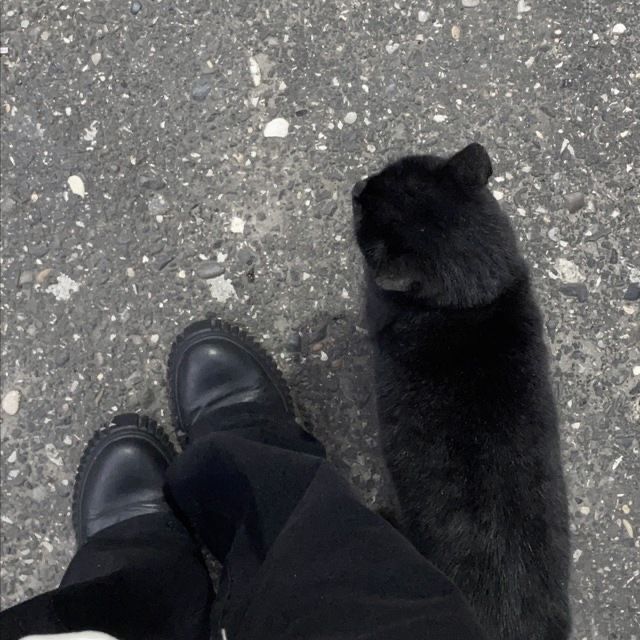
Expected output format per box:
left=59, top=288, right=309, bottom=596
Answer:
left=207, top=275, right=237, bottom=303
left=385, top=42, right=399, bottom=54
left=67, top=174, right=86, bottom=198
left=517, top=0, right=531, bottom=13
left=46, top=274, right=81, bottom=301
left=263, top=117, right=289, bottom=138
left=461, top=0, right=480, bottom=6
left=554, top=258, right=583, bottom=282
left=633, top=365, right=640, bottom=376
left=248, top=56, right=261, bottom=86
left=230, top=216, right=245, bottom=234
left=418, top=10, right=428, bottom=22
left=344, top=112, right=357, bottom=124
left=2, top=390, right=21, bottom=416
left=91, top=52, right=101, bottom=65
left=612, top=23, right=627, bottom=35
left=433, top=114, right=447, bottom=123
left=492, top=190, right=504, bottom=201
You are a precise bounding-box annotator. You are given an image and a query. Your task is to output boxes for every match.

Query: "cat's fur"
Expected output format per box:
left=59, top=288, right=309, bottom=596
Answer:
left=353, top=144, right=570, bottom=640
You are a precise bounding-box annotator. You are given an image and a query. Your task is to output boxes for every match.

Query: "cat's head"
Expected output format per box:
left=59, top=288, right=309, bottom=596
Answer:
left=352, top=143, right=525, bottom=308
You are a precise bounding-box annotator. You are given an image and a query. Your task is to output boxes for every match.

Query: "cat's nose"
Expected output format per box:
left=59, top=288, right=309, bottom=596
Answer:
left=352, top=179, right=368, bottom=200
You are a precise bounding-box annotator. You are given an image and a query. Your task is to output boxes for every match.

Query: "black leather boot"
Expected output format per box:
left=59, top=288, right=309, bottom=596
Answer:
left=168, top=318, right=295, bottom=443
left=72, top=413, right=176, bottom=545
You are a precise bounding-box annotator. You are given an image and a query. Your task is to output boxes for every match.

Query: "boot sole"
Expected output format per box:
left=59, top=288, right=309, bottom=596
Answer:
left=167, top=317, right=294, bottom=445
left=72, top=413, right=176, bottom=546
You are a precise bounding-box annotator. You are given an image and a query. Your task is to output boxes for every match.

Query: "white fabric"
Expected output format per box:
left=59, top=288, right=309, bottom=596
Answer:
left=21, top=633, right=119, bottom=640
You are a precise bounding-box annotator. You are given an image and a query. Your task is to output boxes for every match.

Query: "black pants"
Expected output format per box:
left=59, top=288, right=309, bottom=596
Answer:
left=1, top=414, right=486, bottom=640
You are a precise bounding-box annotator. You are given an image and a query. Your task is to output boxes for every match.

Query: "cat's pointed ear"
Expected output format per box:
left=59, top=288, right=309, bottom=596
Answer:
left=445, top=143, right=493, bottom=190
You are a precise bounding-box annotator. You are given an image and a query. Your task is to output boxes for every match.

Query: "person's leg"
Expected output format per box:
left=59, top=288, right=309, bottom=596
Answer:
left=0, top=415, right=212, bottom=640
left=167, top=319, right=487, bottom=640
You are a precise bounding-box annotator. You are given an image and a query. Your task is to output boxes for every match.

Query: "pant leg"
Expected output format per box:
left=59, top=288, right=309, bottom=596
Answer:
left=166, top=416, right=487, bottom=640
left=0, top=513, right=212, bottom=640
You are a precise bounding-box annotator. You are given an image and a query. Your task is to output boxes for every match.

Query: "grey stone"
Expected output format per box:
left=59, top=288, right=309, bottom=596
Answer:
left=2, top=197, right=16, bottom=214
left=559, top=283, right=589, bottom=302
left=130, top=1, right=142, bottom=15
left=462, top=0, right=480, bottom=7
left=191, top=80, right=211, bottom=102
left=196, top=262, right=225, bottom=279
left=623, top=283, right=640, bottom=301
left=54, top=351, right=70, bottom=367
left=564, top=192, right=586, bottom=213
left=29, top=244, right=49, bottom=258
left=139, top=175, right=166, bottom=190
left=236, top=248, right=255, bottom=265
left=18, top=270, right=34, bottom=287
left=148, top=194, right=169, bottom=216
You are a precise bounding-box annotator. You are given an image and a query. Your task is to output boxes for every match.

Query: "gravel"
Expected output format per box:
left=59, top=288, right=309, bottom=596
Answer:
left=195, top=262, right=225, bottom=279
left=564, top=192, right=586, bottom=213
left=559, top=283, right=589, bottom=302
left=1, top=2, right=638, bottom=635
left=623, top=283, right=640, bottom=301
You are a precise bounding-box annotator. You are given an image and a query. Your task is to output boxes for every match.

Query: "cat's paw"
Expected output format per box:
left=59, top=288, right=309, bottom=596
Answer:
left=353, top=143, right=526, bottom=308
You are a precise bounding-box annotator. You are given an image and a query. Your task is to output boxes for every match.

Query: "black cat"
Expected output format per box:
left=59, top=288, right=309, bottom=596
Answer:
left=353, top=143, right=571, bottom=640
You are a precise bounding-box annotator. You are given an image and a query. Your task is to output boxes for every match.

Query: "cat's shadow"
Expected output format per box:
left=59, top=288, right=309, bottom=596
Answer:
left=288, top=304, right=397, bottom=515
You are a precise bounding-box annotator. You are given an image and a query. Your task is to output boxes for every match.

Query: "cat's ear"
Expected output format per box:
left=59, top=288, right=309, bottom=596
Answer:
left=445, top=143, right=493, bottom=190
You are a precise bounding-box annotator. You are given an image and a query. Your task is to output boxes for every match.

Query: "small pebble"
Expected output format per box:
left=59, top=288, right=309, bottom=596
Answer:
left=611, top=23, right=627, bottom=35
left=2, top=390, right=21, bottom=416
left=91, top=52, right=101, bottom=65
left=196, top=262, right=225, bottom=279
left=18, top=270, right=34, bottom=287
left=623, top=283, right=639, bottom=301
left=29, top=244, right=49, bottom=258
left=564, top=192, right=585, bottom=213
left=191, top=80, right=211, bottom=102
left=248, top=56, right=261, bottom=86
left=344, top=112, right=357, bottom=124
left=130, top=1, right=142, bottom=15
left=559, top=283, right=589, bottom=302
left=517, top=0, right=531, bottom=13
left=433, top=114, right=447, bottom=123
left=67, top=175, right=86, bottom=198
left=35, top=268, right=53, bottom=285
left=54, top=351, right=70, bottom=367
left=461, top=0, right=480, bottom=6
left=230, top=217, right=245, bottom=234
left=418, top=9, right=428, bottom=22
left=236, top=248, right=255, bottom=265
left=451, top=25, right=461, bottom=41
left=263, top=117, right=289, bottom=138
